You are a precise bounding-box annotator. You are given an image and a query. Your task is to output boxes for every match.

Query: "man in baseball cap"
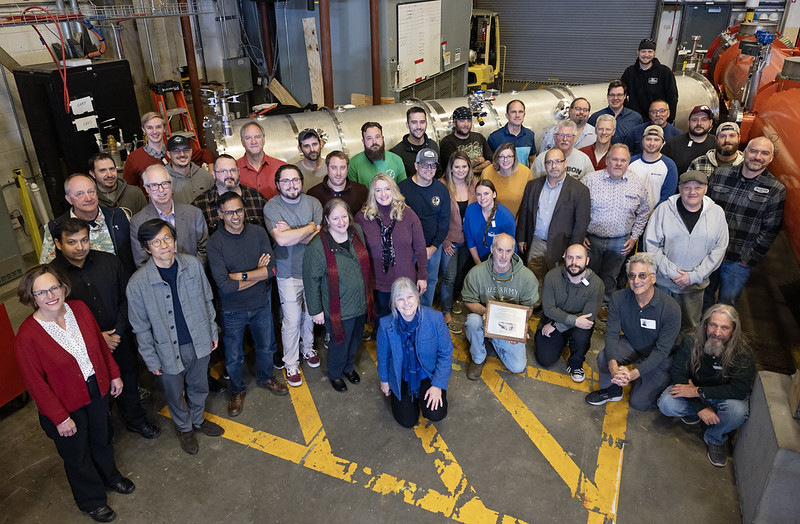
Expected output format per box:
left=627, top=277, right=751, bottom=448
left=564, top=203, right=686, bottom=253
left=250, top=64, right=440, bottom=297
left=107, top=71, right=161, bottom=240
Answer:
left=439, top=106, right=492, bottom=174
left=662, top=104, right=717, bottom=173
left=687, top=121, right=744, bottom=178
left=629, top=124, right=679, bottom=210
left=166, top=135, right=214, bottom=205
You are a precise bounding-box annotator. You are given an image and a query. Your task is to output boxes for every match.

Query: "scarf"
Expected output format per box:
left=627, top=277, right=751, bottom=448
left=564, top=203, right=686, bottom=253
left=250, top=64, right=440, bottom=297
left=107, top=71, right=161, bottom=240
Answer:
left=321, top=226, right=374, bottom=344
left=398, top=313, right=421, bottom=399
left=374, top=211, right=397, bottom=273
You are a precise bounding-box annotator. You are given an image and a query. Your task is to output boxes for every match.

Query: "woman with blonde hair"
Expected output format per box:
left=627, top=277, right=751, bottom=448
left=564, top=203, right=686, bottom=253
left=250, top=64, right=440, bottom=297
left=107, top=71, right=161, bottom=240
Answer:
left=356, top=173, right=428, bottom=326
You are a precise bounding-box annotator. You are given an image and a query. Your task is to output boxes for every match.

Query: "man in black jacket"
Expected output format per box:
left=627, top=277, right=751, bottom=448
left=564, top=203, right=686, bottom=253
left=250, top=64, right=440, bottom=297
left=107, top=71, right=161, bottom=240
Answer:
left=621, top=39, right=678, bottom=124
left=657, top=304, right=754, bottom=467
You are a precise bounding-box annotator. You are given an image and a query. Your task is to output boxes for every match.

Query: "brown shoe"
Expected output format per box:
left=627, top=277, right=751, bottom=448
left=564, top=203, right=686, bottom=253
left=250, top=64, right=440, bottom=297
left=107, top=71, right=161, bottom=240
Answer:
left=258, top=378, right=289, bottom=396
left=466, top=360, right=484, bottom=381
left=227, top=392, right=245, bottom=417
left=193, top=419, right=224, bottom=437
left=597, top=307, right=609, bottom=323
left=180, top=430, right=198, bottom=454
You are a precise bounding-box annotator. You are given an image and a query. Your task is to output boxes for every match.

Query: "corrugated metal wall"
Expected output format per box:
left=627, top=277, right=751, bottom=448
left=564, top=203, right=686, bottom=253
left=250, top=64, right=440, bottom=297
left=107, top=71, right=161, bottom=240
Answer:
left=473, top=0, right=660, bottom=85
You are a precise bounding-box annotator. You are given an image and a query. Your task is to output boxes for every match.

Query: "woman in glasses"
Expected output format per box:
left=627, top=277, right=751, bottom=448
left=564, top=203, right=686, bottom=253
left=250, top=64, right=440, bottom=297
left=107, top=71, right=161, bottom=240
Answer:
left=126, top=219, right=223, bottom=455
left=303, top=199, right=373, bottom=392
left=15, top=264, right=133, bottom=522
left=463, top=179, right=516, bottom=266
left=480, top=142, right=532, bottom=218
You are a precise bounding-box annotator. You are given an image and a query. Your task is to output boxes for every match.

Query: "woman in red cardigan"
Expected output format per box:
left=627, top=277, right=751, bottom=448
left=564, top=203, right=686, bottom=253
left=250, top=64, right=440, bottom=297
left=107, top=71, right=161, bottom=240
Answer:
left=15, top=265, right=134, bottom=523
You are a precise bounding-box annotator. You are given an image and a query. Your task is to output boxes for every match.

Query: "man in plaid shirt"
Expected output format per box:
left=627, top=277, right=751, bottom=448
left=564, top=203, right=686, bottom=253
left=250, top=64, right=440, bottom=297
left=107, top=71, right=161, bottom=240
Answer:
left=703, top=137, right=785, bottom=309
left=193, top=154, right=267, bottom=236
left=687, top=122, right=744, bottom=178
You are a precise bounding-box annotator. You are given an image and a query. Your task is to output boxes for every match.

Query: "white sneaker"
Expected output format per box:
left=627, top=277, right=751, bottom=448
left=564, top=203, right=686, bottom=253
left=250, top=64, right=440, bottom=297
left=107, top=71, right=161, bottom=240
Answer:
left=286, top=365, right=303, bottom=387
left=303, top=349, right=320, bottom=368
left=567, top=366, right=585, bottom=383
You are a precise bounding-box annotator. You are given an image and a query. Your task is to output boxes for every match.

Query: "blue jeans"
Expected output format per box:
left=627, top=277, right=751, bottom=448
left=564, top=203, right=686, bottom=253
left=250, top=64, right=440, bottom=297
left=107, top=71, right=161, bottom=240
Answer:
left=222, top=303, right=276, bottom=394
left=439, top=243, right=471, bottom=314
left=657, top=388, right=750, bottom=444
left=465, top=313, right=527, bottom=373
left=703, top=261, right=751, bottom=311
left=587, top=234, right=628, bottom=305
left=421, top=245, right=443, bottom=308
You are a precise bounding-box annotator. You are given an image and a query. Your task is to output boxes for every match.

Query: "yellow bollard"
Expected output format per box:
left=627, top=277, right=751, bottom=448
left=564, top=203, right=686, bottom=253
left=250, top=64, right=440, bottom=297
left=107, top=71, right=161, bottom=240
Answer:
left=13, top=169, right=42, bottom=261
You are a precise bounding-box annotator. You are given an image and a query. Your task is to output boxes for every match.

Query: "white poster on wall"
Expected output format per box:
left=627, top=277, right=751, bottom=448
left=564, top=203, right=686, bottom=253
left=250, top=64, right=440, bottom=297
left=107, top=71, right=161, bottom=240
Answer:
left=397, top=1, right=442, bottom=89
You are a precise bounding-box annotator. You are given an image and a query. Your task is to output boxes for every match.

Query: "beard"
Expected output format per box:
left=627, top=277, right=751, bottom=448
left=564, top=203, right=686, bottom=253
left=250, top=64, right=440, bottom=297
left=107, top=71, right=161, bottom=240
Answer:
left=716, top=144, right=737, bottom=157
left=566, top=264, right=585, bottom=277
left=703, top=338, right=725, bottom=357
left=365, top=143, right=385, bottom=162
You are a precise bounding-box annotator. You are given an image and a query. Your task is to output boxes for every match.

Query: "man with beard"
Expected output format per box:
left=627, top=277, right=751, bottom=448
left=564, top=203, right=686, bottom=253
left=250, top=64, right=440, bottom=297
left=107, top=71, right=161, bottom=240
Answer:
left=580, top=114, right=616, bottom=171
left=626, top=100, right=681, bottom=155
left=541, top=98, right=596, bottom=151
left=534, top=244, right=603, bottom=383
left=391, top=107, right=442, bottom=176
left=165, top=135, right=214, bottom=205
left=293, top=128, right=327, bottom=191
left=662, top=105, right=717, bottom=174
left=439, top=106, right=493, bottom=175
left=264, top=165, right=323, bottom=387
left=585, top=252, right=681, bottom=411
left=703, top=137, right=785, bottom=308
left=307, top=151, right=368, bottom=211
left=581, top=144, right=650, bottom=319
left=621, top=39, right=678, bottom=124
left=628, top=125, right=679, bottom=210
left=89, top=153, right=147, bottom=217
left=531, top=120, right=593, bottom=179
left=237, top=121, right=286, bottom=200
left=487, top=100, right=537, bottom=167
left=687, top=122, right=744, bottom=178
left=588, top=80, right=643, bottom=146
left=658, top=304, right=754, bottom=467
left=348, top=121, right=406, bottom=185
left=193, top=154, right=267, bottom=235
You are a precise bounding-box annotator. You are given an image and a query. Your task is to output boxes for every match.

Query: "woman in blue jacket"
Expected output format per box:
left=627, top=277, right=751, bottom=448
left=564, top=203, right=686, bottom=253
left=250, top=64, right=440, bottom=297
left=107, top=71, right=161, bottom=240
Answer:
left=377, top=277, right=453, bottom=428
left=463, top=179, right=516, bottom=264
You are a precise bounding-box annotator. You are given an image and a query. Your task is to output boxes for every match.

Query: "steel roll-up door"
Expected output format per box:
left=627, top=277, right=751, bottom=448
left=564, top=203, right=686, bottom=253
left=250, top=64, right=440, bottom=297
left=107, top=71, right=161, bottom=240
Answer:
left=473, top=0, right=660, bottom=85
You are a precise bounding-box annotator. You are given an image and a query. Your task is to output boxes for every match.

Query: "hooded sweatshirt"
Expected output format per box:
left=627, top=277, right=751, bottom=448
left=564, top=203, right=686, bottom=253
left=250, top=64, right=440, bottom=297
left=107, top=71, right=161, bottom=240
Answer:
left=461, top=252, right=539, bottom=307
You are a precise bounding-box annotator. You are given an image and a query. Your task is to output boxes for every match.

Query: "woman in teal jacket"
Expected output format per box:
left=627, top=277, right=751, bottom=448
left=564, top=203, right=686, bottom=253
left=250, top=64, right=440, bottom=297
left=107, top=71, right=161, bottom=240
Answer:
left=377, top=277, right=453, bottom=428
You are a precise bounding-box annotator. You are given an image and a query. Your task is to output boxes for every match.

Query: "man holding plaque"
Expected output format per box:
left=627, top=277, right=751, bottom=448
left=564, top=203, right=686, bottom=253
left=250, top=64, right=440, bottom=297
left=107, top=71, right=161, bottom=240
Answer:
left=462, top=233, right=539, bottom=379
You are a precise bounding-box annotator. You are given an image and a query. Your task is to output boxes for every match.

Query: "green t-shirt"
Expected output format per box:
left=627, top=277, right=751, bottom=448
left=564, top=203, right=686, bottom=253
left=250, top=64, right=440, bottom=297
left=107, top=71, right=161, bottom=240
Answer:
left=347, top=151, right=407, bottom=187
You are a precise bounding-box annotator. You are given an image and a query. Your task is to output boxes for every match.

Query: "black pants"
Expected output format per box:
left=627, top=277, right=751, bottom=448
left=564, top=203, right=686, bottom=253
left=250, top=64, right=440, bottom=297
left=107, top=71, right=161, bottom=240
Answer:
left=534, top=321, right=594, bottom=369
left=390, top=378, right=448, bottom=428
left=325, top=315, right=366, bottom=380
left=111, top=337, right=147, bottom=427
left=39, top=375, right=122, bottom=512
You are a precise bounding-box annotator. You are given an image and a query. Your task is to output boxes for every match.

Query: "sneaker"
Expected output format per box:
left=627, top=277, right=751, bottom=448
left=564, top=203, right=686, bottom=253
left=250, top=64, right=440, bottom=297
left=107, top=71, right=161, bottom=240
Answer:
left=323, top=332, right=330, bottom=349
left=567, top=366, right=585, bottom=383
left=452, top=301, right=463, bottom=315
left=274, top=353, right=285, bottom=370
left=681, top=414, right=701, bottom=425
left=585, top=388, right=623, bottom=406
left=361, top=329, right=373, bottom=341
left=138, top=387, right=151, bottom=402
left=303, top=349, right=320, bottom=368
left=286, top=365, right=303, bottom=387
left=448, top=321, right=463, bottom=335
left=706, top=441, right=728, bottom=467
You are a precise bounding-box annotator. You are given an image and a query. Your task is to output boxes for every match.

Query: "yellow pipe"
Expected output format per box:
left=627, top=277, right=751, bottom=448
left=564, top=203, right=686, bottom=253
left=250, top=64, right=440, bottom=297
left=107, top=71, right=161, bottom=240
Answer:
left=14, top=169, right=42, bottom=260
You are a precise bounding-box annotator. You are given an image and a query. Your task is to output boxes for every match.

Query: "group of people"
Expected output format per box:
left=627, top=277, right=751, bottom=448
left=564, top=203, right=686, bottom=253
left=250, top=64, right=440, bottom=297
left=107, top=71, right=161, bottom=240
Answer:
left=13, top=38, right=778, bottom=521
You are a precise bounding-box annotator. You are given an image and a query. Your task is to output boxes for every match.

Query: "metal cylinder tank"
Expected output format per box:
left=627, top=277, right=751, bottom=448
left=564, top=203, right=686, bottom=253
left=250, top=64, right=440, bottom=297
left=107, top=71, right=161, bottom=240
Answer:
left=212, top=72, right=718, bottom=162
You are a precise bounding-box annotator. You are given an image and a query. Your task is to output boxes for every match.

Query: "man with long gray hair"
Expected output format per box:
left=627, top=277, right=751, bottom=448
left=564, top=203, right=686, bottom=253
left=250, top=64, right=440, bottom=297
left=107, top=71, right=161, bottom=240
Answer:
left=657, top=304, right=754, bottom=467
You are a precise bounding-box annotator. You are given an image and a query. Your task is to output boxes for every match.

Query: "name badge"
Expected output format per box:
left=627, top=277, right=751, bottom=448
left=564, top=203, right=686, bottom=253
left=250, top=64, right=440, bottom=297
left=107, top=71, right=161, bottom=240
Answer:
left=640, top=318, right=657, bottom=330
left=754, top=187, right=769, bottom=194
left=713, top=365, right=723, bottom=370
left=491, top=220, right=496, bottom=228
left=581, top=278, right=590, bottom=287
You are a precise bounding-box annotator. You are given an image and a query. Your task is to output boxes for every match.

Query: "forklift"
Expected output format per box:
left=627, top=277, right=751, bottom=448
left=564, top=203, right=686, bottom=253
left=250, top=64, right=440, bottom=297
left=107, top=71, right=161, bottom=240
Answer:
left=468, top=10, right=504, bottom=92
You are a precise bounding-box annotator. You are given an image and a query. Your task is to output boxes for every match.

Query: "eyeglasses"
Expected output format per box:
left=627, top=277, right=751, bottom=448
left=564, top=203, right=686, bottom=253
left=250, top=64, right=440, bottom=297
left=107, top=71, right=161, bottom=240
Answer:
left=279, top=177, right=302, bottom=185
left=148, top=236, right=175, bottom=248
left=555, top=133, right=575, bottom=139
left=170, top=148, right=191, bottom=155
left=498, top=155, right=515, bottom=161
left=627, top=272, right=652, bottom=281
left=571, top=107, right=590, bottom=113
left=145, top=180, right=172, bottom=191
left=545, top=159, right=565, bottom=166
left=32, top=284, right=63, bottom=298
left=215, top=168, right=239, bottom=176
left=650, top=108, right=668, bottom=115
left=220, top=208, right=245, bottom=217
left=418, top=163, right=437, bottom=170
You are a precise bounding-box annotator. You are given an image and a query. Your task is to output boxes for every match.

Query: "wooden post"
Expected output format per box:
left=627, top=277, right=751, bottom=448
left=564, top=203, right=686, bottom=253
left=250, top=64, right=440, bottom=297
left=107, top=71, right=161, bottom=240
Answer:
left=302, top=17, right=324, bottom=107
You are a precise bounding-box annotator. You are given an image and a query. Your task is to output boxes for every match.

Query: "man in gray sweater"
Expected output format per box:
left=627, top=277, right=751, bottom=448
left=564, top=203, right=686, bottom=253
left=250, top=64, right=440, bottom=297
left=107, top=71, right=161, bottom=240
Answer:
left=534, top=244, right=603, bottom=382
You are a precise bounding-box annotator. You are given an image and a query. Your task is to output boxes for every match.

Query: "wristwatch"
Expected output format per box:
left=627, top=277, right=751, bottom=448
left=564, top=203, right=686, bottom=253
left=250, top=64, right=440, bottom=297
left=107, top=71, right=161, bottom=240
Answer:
left=241, top=272, right=248, bottom=281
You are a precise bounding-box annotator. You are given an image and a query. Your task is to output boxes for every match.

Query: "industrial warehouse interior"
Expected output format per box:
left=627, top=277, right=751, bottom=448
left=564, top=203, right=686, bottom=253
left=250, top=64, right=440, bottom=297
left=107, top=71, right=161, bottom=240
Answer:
left=1, top=0, right=800, bottom=523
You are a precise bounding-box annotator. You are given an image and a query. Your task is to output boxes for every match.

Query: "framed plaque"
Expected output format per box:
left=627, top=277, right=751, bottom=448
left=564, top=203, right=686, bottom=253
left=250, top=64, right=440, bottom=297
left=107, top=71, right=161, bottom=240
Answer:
left=485, top=300, right=530, bottom=343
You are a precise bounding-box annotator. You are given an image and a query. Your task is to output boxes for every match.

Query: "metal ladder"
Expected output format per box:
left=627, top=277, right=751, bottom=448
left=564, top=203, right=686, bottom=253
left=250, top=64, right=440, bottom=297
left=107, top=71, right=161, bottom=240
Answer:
left=149, top=80, right=199, bottom=148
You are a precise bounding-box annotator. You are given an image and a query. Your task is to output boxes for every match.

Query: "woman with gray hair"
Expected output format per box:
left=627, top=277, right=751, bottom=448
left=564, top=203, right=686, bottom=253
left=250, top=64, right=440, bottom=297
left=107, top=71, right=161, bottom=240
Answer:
left=376, top=277, right=453, bottom=428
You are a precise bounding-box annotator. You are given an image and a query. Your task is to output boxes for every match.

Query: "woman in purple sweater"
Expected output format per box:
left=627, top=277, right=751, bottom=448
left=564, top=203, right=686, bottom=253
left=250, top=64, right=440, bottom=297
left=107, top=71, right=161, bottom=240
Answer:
left=355, top=173, right=428, bottom=332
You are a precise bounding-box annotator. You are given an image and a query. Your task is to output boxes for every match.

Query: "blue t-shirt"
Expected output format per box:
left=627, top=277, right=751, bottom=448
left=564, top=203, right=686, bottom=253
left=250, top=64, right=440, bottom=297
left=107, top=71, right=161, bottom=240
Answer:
left=463, top=202, right=516, bottom=260
left=488, top=124, right=537, bottom=167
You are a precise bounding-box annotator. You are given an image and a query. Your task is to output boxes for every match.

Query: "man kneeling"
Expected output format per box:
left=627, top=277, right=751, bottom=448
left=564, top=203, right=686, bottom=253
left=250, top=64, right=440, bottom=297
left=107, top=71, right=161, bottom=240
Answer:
left=657, top=304, right=754, bottom=467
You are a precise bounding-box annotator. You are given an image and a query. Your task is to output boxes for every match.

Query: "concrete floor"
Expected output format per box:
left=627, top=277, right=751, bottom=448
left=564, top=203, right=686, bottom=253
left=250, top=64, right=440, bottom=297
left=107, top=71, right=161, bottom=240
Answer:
left=1, top=234, right=798, bottom=524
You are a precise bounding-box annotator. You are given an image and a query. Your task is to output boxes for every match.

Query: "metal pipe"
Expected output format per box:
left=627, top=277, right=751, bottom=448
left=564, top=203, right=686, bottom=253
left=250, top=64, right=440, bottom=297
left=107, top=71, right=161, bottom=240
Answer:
left=369, top=0, right=380, bottom=104
left=319, top=0, right=334, bottom=107
left=218, top=0, right=229, bottom=62
left=177, top=0, right=206, bottom=148
left=54, top=0, right=73, bottom=56
left=110, top=22, right=124, bottom=59
left=30, top=183, right=52, bottom=224
left=258, top=0, right=275, bottom=77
